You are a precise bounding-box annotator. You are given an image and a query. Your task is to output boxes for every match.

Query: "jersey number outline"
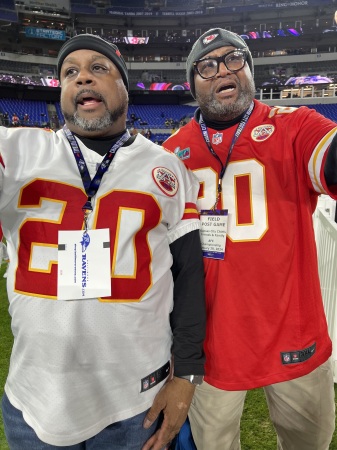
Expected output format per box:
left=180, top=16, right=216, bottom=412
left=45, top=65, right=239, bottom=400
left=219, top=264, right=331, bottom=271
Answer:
left=194, top=159, right=268, bottom=242
left=15, top=179, right=161, bottom=301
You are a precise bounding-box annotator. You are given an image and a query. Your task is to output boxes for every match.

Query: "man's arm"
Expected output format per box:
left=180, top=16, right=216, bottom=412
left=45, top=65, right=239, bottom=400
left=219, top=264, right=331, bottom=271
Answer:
left=142, top=229, right=206, bottom=450
left=170, top=228, right=206, bottom=376
left=324, top=132, right=337, bottom=187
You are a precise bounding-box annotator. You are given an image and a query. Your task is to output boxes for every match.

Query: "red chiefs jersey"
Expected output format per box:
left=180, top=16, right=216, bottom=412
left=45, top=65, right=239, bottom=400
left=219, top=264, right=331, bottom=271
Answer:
left=164, top=100, right=337, bottom=390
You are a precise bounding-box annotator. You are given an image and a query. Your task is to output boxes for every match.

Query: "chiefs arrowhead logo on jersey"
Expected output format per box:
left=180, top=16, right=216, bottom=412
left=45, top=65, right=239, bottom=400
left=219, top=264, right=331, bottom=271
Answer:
left=203, top=34, right=218, bottom=45
left=251, top=124, right=275, bottom=142
left=152, top=167, right=179, bottom=197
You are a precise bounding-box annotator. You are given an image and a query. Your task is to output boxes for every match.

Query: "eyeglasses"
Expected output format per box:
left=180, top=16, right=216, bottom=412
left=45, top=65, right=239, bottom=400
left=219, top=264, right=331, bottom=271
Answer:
left=193, top=49, right=248, bottom=79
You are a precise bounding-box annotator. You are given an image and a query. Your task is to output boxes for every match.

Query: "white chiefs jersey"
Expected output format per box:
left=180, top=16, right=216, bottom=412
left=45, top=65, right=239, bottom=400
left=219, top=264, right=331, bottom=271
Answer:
left=0, top=127, right=200, bottom=446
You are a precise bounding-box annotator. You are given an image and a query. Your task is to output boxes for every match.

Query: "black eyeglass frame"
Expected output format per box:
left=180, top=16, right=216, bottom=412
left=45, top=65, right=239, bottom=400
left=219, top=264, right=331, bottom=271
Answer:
left=193, top=48, right=248, bottom=79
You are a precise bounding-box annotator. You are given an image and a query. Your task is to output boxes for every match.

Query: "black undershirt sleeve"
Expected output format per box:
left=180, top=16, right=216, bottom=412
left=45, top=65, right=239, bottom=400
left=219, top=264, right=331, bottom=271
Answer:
left=169, top=229, right=206, bottom=376
left=324, top=132, right=337, bottom=187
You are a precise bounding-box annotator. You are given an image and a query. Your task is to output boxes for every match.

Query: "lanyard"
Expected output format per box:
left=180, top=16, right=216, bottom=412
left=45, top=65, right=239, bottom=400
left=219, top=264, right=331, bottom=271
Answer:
left=199, top=101, right=254, bottom=208
left=63, top=125, right=131, bottom=229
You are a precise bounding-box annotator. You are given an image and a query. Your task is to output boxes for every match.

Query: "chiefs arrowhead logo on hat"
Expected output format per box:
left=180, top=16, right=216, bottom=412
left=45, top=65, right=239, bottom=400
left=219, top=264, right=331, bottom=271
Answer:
left=203, top=34, right=219, bottom=45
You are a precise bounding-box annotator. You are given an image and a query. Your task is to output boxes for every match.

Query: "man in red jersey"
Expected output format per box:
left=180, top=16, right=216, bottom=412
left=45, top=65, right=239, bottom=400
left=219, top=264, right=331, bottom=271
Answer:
left=164, top=28, right=337, bottom=450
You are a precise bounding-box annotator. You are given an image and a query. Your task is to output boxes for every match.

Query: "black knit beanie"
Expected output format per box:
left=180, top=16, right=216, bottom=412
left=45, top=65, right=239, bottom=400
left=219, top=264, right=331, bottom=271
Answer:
left=57, top=34, right=129, bottom=90
left=187, top=28, right=254, bottom=99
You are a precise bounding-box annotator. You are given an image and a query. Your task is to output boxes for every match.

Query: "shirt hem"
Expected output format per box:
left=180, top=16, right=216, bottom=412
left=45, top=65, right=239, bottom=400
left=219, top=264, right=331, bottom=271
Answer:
left=204, top=348, right=332, bottom=391
left=4, top=386, right=155, bottom=447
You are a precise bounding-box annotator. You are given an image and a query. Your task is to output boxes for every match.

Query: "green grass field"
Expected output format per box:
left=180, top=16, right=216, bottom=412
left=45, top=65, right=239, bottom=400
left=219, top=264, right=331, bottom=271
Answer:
left=0, top=264, right=336, bottom=449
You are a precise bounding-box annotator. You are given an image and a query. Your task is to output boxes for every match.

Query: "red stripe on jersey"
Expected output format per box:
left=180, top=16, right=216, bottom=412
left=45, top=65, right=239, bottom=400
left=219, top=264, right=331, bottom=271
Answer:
left=198, top=182, right=204, bottom=200
left=235, top=174, right=252, bottom=224
left=182, top=202, right=199, bottom=220
left=0, top=153, right=4, bottom=168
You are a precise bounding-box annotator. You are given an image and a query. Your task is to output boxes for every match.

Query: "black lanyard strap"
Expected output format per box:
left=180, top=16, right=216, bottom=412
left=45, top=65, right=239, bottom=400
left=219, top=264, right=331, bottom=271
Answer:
left=199, top=101, right=254, bottom=183
left=199, top=102, right=254, bottom=207
left=63, top=125, right=131, bottom=227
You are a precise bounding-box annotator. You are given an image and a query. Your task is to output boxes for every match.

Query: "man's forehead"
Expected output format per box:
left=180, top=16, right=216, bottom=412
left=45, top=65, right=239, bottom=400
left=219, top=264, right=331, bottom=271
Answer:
left=200, top=45, right=237, bottom=59
left=62, top=50, right=109, bottom=64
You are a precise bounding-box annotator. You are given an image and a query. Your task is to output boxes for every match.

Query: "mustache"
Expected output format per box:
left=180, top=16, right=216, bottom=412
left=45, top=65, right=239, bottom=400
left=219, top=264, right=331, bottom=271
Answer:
left=74, top=89, right=107, bottom=108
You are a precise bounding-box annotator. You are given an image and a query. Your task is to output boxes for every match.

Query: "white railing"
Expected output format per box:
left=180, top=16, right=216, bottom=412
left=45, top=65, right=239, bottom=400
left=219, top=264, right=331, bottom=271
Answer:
left=314, top=204, right=337, bottom=382
left=256, top=86, right=337, bottom=105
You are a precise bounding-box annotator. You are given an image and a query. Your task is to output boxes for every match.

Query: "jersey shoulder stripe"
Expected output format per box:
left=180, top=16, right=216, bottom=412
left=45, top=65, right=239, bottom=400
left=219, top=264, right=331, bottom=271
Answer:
left=183, top=202, right=199, bottom=220
left=309, top=127, right=337, bottom=194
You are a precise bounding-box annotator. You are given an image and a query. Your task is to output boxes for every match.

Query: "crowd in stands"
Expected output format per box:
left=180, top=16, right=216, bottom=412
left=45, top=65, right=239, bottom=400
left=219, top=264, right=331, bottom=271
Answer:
left=0, top=100, right=336, bottom=142
left=5, top=48, right=318, bottom=90
left=0, top=99, right=195, bottom=142
left=0, top=99, right=61, bottom=129
left=0, top=74, right=44, bottom=86
left=95, top=24, right=336, bottom=47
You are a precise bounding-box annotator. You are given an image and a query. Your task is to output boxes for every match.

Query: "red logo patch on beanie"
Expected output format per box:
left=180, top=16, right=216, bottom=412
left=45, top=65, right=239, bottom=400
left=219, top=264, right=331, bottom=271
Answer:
left=203, top=34, right=219, bottom=45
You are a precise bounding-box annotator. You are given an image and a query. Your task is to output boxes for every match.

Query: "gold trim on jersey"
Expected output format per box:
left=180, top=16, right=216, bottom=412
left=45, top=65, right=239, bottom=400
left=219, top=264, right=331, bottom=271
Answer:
left=311, top=127, right=337, bottom=194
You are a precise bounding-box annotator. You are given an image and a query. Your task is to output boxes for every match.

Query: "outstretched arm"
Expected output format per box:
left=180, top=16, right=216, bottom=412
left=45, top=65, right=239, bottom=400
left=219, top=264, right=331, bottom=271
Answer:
left=324, top=132, right=337, bottom=187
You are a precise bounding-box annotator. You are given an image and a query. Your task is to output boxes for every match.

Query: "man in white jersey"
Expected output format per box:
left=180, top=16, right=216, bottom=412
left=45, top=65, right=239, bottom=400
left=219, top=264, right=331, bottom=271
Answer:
left=0, top=34, right=206, bottom=450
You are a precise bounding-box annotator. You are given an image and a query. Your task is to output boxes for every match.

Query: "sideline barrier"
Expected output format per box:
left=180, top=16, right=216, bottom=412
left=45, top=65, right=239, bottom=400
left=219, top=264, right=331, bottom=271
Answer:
left=314, top=206, right=337, bottom=382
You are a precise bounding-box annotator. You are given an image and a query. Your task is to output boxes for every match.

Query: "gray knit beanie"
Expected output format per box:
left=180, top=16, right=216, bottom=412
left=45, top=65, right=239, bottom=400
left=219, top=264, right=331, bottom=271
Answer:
left=57, top=34, right=129, bottom=90
left=187, top=28, right=254, bottom=99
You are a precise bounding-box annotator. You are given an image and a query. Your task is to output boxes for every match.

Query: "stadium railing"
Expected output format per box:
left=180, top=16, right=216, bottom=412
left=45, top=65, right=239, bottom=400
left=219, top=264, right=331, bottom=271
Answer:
left=314, top=199, right=337, bottom=382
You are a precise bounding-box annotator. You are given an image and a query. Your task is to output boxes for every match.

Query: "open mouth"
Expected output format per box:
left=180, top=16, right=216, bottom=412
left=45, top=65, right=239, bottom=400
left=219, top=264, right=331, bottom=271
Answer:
left=81, top=98, right=101, bottom=105
left=217, top=82, right=236, bottom=94
left=77, top=97, right=102, bottom=107
left=76, top=91, right=103, bottom=107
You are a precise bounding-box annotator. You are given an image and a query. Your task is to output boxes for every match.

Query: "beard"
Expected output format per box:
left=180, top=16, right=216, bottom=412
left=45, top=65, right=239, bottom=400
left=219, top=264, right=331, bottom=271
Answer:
left=196, top=76, right=256, bottom=122
left=62, top=89, right=127, bottom=133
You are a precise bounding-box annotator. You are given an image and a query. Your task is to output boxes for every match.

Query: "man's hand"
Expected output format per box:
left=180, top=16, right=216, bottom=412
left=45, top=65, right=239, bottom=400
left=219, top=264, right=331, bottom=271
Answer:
left=142, top=376, right=196, bottom=450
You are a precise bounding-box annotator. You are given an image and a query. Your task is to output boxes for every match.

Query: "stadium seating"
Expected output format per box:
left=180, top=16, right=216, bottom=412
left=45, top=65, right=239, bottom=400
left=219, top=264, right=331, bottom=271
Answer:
left=0, top=99, right=49, bottom=127
left=0, top=100, right=336, bottom=143
left=127, top=104, right=196, bottom=129
left=1, top=0, right=15, bottom=8
left=306, top=104, right=337, bottom=122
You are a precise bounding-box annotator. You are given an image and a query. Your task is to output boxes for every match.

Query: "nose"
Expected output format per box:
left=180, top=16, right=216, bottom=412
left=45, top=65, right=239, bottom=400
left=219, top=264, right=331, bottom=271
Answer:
left=217, top=60, right=231, bottom=76
left=76, top=68, right=94, bottom=86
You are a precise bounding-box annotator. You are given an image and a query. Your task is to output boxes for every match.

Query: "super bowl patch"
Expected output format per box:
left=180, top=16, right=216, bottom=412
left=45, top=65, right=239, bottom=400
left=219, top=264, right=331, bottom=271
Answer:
left=152, top=167, right=179, bottom=197
left=174, top=146, right=190, bottom=160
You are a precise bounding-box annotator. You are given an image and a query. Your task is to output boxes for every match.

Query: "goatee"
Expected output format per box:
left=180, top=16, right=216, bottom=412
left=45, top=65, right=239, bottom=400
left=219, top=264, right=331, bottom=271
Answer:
left=63, top=105, right=126, bottom=132
left=62, top=89, right=127, bottom=132
left=196, top=77, right=255, bottom=122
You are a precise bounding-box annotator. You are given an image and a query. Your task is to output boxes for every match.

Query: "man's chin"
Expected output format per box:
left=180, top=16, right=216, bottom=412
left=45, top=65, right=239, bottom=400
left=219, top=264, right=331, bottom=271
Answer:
left=65, top=112, right=110, bottom=131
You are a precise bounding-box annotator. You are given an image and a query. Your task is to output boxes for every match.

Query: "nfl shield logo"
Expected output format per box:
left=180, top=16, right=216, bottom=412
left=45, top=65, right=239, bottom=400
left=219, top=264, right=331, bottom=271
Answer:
left=212, top=132, right=223, bottom=145
left=283, top=353, right=291, bottom=363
